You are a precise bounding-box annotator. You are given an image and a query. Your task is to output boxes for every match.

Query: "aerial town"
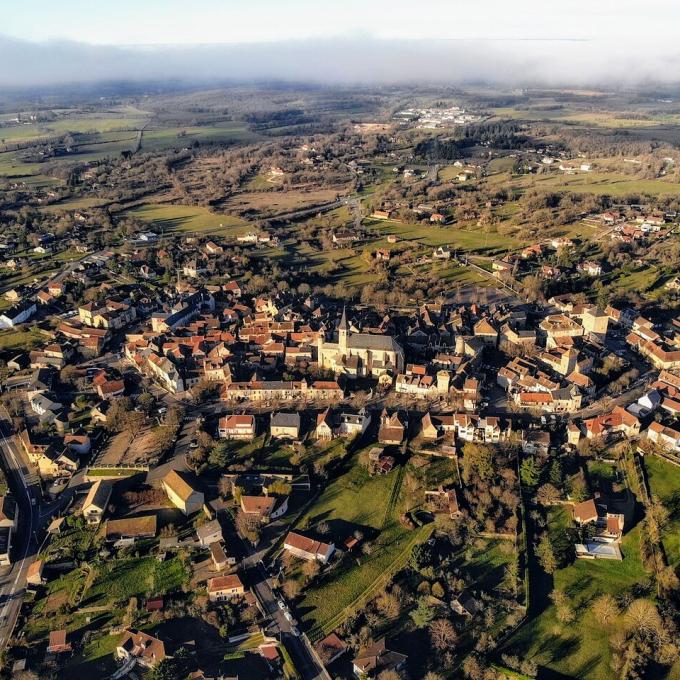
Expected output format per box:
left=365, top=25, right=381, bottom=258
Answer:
left=1, top=10, right=680, bottom=680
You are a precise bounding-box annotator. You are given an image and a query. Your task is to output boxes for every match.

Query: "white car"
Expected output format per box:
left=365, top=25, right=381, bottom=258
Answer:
left=284, top=611, right=295, bottom=623
left=277, top=600, right=286, bottom=610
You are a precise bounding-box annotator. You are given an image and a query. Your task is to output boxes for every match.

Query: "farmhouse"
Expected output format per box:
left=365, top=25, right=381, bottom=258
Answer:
left=82, top=480, right=112, bottom=525
left=196, top=519, right=223, bottom=547
left=352, top=638, right=407, bottom=677
left=0, top=301, right=37, bottom=329
left=283, top=531, right=335, bottom=563
left=241, top=494, right=289, bottom=522
left=47, top=630, right=72, bottom=654
left=207, top=574, right=245, bottom=602
left=117, top=629, right=166, bottom=669
left=162, top=470, right=204, bottom=515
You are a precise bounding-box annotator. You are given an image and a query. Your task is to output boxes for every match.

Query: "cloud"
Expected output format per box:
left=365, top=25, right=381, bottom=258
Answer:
left=1, top=34, right=680, bottom=89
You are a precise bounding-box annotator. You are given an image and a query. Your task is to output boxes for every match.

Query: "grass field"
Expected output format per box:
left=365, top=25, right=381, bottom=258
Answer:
left=365, top=217, right=522, bottom=255
left=294, top=450, right=430, bottom=637
left=0, top=112, right=149, bottom=145
left=644, top=455, right=680, bottom=568
left=505, top=506, right=649, bottom=680
left=41, top=196, right=109, bottom=213
left=84, top=555, right=189, bottom=607
left=125, top=203, right=249, bottom=236
left=224, top=186, right=341, bottom=215
left=0, top=327, right=45, bottom=352
left=141, top=121, right=258, bottom=151
left=64, top=630, right=121, bottom=679
left=492, top=170, right=680, bottom=198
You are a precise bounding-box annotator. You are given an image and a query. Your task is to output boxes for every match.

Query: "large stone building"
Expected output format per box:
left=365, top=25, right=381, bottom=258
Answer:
left=317, top=308, right=404, bottom=378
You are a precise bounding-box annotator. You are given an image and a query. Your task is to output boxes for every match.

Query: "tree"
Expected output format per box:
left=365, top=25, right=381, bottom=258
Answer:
left=592, top=593, right=619, bottom=626
left=461, top=442, right=495, bottom=484
left=520, top=457, right=541, bottom=487
left=549, top=459, right=564, bottom=487
left=377, top=671, right=402, bottom=680
left=536, top=535, right=557, bottom=574
left=124, top=411, right=146, bottom=437
left=105, top=397, right=134, bottom=431
left=283, top=579, right=301, bottom=599
left=375, top=590, right=401, bottom=619
left=303, top=559, right=320, bottom=582
left=410, top=597, right=435, bottom=628
left=431, top=582, right=445, bottom=599
left=209, top=440, right=230, bottom=468
left=60, top=364, right=79, bottom=386
left=550, top=589, right=575, bottom=624
left=537, top=483, right=560, bottom=505
left=123, top=596, right=138, bottom=628
left=462, top=654, right=484, bottom=680
left=624, top=599, right=663, bottom=636
left=235, top=510, right=261, bottom=545
left=429, top=618, right=458, bottom=650
left=136, top=391, right=155, bottom=414
left=149, top=647, right=191, bottom=680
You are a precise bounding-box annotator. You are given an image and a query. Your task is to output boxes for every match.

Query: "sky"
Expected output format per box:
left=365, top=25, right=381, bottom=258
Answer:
left=2, top=0, right=674, bottom=45
left=1, top=1, right=678, bottom=87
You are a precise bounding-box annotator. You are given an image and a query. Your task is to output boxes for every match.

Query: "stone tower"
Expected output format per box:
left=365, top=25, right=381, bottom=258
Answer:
left=338, top=306, right=348, bottom=351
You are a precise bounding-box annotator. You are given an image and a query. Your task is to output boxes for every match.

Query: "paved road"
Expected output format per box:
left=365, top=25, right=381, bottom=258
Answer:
left=247, top=561, right=326, bottom=680
left=0, top=409, right=42, bottom=652
left=230, top=524, right=326, bottom=680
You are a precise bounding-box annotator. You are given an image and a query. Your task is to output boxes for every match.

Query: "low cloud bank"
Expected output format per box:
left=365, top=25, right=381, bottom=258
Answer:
left=2, top=34, right=680, bottom=88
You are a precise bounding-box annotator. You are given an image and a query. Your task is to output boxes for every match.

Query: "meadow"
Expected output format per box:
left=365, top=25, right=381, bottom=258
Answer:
left=505, top=507, right=649, bottom=680
left=643, top=454, right=680, bottom=569
left=124, top=203, right=250, bottom=236
left=294, top=449, right=430, bottom=639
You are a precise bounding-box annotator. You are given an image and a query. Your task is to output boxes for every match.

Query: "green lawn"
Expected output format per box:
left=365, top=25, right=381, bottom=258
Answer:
left=505, top=507, right=649, bottom=680
left=85, top=555, right=189, bottom=606
left=0, top=327, right=44, bottom=351
left=125, top=203, right=249, bottom=237
left=63, top=628, right=121, bottom=679
left=294, top=451, right=430, bottom=638
left=644, top=455, right=680, bottom=568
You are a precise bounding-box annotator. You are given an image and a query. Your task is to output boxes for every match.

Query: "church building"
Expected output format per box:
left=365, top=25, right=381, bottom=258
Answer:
left=317, top=308, right=404, bottom=378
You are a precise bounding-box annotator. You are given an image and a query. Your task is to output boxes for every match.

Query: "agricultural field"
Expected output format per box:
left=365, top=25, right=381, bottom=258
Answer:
left=223, top=186, right=342, bottom=215
left=124, top=203, right=250, bottom=236
left=0, top=110, right=150, bottom=145
left=140, top=121, right=258, bottom=151
left=364, top=217, right=523, bottom=256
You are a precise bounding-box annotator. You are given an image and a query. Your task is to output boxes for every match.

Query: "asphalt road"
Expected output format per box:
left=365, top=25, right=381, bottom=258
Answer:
left=247, top=561, right=326, bottom=680
left=0, top=409, right=42, bottom=652
left=231, top=523, right=326, bottom=680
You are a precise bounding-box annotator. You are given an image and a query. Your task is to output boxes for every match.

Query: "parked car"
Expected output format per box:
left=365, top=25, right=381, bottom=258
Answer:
left=277, top=600, right=286, bottom=611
